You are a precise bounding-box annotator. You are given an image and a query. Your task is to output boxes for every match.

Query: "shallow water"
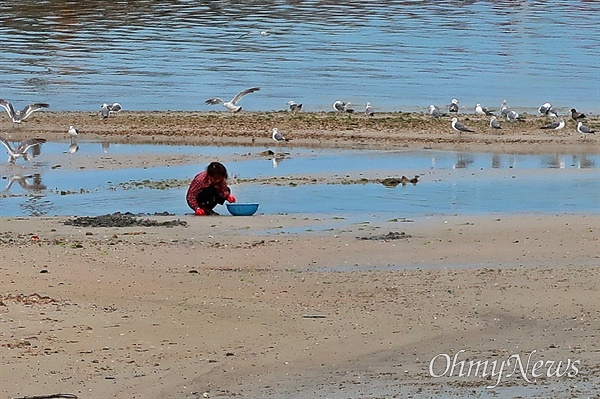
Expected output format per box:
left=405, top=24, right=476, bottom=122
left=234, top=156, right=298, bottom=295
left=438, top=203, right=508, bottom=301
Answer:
left=1, top=1, right=599, bottom=114
left=1, top=142, right=598, bottom=217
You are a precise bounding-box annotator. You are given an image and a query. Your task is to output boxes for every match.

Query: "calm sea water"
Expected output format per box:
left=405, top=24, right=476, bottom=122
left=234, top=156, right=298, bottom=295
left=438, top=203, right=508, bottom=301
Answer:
left=1, top=1, right=599, bottom=114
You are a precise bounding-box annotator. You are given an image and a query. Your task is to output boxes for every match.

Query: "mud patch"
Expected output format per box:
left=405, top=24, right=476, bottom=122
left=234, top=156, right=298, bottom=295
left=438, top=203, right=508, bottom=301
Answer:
left=64, top=212, right=187, bottom=228
left=357, top=231, right=411, bottom=241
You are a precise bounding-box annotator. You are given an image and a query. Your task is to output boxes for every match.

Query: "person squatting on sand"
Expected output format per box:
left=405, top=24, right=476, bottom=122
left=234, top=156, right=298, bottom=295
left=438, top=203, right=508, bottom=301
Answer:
left=186, top=162, right=236, bottom=215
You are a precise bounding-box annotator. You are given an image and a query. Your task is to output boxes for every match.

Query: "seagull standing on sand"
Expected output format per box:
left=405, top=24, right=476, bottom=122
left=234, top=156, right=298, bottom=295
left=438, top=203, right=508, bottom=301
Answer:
left=364, top=102, right=375, bottom=117
left=272, top=128, right=289, bottom=142
left=577, top=122, right=595, bottom=140
left=500, top=100, right=509, bottom=117
left=538, top=102, right=553, bottom=116
left=428, top=105, right=445, bottom=118
left=448, top=99, right=459, bottom=113
left=287, top=101, right=302, bottom=113
left=0, top=137, right=46, bottom=164
left=451, top=117, right=475, bottom=133
left=0, top=100, right=49, bottom=124
left=100, top=102, right=122, bottom=119
left=571, top=108, right=586, bottom=121
left=333, top=101, right=354, bottom=113
left=540, top=118, right=565, bottom=131
left=68, top=125, right=79, bottom=137
left=489, top=116, right=502, bottom=129
left=475, top=104, right=494, bottom=116
left=505, top=110, right=523, bottom=122
left=205, top=87, right=260, bottom=113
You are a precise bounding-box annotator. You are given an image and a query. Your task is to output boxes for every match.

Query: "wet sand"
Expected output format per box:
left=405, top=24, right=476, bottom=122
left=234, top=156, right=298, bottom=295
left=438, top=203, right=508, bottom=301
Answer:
left=1, top=111, right=599, bottom=399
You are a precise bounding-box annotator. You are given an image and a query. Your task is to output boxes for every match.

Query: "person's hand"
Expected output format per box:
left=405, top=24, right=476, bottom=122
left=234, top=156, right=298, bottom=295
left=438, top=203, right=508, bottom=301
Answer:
left=227, top=195, right=236, bottom=203
left=195, top=208, right=206, bottom=216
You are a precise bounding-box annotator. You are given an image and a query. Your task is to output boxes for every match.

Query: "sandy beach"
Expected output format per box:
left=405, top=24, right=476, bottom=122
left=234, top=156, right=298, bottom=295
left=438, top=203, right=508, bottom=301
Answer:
left=1, top=111, right=599, bottom=399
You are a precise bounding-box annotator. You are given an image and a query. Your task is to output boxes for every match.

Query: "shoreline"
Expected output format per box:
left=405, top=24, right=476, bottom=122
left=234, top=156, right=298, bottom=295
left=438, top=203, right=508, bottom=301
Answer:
left=1, top=110, right=598, bottom=155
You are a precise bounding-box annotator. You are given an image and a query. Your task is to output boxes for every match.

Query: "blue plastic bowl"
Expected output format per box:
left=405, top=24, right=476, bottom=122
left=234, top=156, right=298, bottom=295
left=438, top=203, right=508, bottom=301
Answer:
left=226, top=203, right=260, bottom=216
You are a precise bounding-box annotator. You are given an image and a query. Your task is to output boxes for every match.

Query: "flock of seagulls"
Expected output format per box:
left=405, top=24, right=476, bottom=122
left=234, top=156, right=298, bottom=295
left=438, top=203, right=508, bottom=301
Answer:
left=429, top=98, right=595, bottom=137
left=0, top=91, right=596, bottom=165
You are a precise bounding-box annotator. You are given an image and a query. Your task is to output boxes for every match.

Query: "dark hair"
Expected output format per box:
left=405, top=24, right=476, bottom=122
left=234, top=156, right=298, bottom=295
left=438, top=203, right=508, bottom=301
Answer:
left=206, top=161, right=228, bottom=180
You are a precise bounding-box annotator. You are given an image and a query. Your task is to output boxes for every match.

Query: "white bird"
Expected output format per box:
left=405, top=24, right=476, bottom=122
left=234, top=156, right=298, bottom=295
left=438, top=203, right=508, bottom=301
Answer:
left=540, top=118, right=565, bottom=130
left=475, top=103, right=494, bottom=116
left=100, top=102, right=122, bottom=119
left=500, top=100, right=509, bottom=117
left=333, top=100, right=354, bottom=113
left=272, top=128, right=289, bottom=142
left=505, top=110, right=523, bottom=122
left=364, top=102, right=375, bottom=117
left=451, top=117, right=474, bottom=133
left=205, top=87, right=260, bottom=113
left=68, top=125, right=79, bottom=137
left=0, top=137, right=46, bottom=163
left=577, top=122, right=595, bottom=140
left=538, top=102, right=553, bottom=116
left=428, top=104, right=445, bottom=118
left=0, top=100, right=49, bottom=124
left=489, top=116, right=502, bottom=129
left=448, top=98, right=459, bottom=113
left=287, top=101, right=303, bottom=113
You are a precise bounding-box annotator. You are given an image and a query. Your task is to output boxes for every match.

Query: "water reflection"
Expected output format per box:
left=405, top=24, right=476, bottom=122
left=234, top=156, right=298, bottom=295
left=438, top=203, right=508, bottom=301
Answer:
left=3, top=173, right=46, bottom=192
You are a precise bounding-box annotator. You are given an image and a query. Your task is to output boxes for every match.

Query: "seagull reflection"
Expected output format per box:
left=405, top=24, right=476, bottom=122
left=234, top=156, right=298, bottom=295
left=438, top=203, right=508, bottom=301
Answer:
left=4, top=173, right=46, bottom=192
left=573, top=154, right=595, bottom=169
left=453, top=153, right=474, bottom=169
left=101, top=141, right=110, bottom=153
left=491, top=154, right=502, bottom=169
left=68, top=138, right=79, bottom=154
left=545, top=154, right=565, bottom=169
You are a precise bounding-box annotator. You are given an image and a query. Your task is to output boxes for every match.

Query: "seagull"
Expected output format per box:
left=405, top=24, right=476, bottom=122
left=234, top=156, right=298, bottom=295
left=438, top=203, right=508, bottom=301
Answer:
left=540, top=118, right=565, bottom=130
left=500, top=100, right=510, bottom=117
left=448, top=99, right=459, bottom=113
left=428, top=104, right=445, bottom=118
left=505, top=110, right=523, bottom=122
left=0, top=137, right=46, bottom=163
left=109, top=102, right=122, bottom=113
left=287, top=101, right=302, bottom=113
left=333, top=100, right=354, bottom=113
left=475, top=104, right=494, bottom=116
left=451, top=117, right=475, bottom=133
left=272, top=128, right=289, bottom=142
left=364, top=102, right=375, bottom=117
left=577, top=122, right=595, bottom=140
left=205, top=87, right=260, bottom=113
left=538, top=102, right=553, bottom=116
left=570, top=108, right=587, bottom=121
left=68, top=125, right=79, bottom=137
left=0, top=100, right=49, bottom=124
left=489, top=116, right=502, bottom=129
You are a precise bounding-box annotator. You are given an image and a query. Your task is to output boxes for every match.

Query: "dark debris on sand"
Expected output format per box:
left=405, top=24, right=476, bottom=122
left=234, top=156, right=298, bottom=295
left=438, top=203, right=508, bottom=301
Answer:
left=357, top=231, right=411, bottom=241
left=64, top=212, right=187, bottom=228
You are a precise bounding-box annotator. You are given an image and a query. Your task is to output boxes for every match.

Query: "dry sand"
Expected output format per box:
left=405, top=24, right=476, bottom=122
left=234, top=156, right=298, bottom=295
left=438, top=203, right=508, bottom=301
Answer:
left=1, top=111, right=599, bottom=399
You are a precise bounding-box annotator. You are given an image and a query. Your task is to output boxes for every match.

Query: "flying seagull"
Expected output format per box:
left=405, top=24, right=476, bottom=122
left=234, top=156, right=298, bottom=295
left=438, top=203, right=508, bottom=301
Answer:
left=333, top=101, right=354, bottom=113
left=451, top=117, right=475, bottom=133
left=0, top=100, right=49, bottom=124
left=489, top=116, right=502, bottom=129
left=205, top=87, right=260, bottom=112
left=272, top=128, right=289, bottom=142
left=540, top=118, right=565, bottom=130
left=428, top=104, right=445, bottom=118
left=577, top=122, right=595, bottom=140
left=570, top=108, right=586, bottom=121
left=475, top=103, right=494, bottom=116
left=287, top=101, right=303, bottom=113
left=448, top=98, right=459, bottom=113
left=0, top=137, right=46, bottom=163
left=364, top=102, right=375, bottom=117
